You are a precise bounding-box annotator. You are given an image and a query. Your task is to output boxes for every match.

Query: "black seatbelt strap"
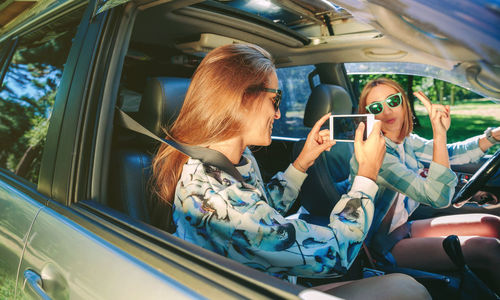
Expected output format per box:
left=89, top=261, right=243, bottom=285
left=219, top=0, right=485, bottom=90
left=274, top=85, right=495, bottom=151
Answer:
left=116, top=108, right=244, bottom=182
left=368, top=197, right=399, bottom=261
left=378, top=197, right=398, bottom=236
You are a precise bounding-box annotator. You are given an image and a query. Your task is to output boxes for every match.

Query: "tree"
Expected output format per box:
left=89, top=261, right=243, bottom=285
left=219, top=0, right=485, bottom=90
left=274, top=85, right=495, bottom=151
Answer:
left=0, top=24, right=74, bottom=184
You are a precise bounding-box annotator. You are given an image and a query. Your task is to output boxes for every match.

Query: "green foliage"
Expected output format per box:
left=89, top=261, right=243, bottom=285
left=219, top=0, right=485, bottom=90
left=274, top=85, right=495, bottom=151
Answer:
left=414, top=108, right=500, bottom=155
left=350, top=74, right=482, bottom=104
left=0, top=21, right=74, bottom=184
left=0, top=64, right=55, bottom=177
left=0, top=262, right=16, bottom=299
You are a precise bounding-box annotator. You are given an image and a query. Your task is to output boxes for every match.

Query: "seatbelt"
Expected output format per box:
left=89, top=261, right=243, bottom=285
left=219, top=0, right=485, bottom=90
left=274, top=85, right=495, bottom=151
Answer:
left=378, top=197, right=398, bottom=236
left=367, top=197, right=399, bottom=263
left=115, top=108, right=244, bottom=182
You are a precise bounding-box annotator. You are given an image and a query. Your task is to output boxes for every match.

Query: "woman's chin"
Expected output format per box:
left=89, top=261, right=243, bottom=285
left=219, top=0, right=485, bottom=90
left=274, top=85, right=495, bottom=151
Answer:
left=253, top=137, right=272, bottom=147
left=383, top=122, right=402, bottom=133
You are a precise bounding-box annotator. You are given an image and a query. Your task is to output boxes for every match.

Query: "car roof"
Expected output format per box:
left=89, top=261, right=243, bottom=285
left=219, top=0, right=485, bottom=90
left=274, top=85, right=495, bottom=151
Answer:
left=128, top=0, right=500, bottom=99
left=2, top=0, right=498, bottom=99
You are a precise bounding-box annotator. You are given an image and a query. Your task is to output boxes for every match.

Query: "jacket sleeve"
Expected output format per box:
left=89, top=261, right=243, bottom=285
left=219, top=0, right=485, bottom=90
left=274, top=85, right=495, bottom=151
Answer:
left=351, top=148, right=457, bottom=208
left=175, top=169, right=378, bottom=278
left=244, top=149, right=307, bottom=215
left=411, top=134, right=485, bottom=165
left=264, top=164, right=308, bottom=214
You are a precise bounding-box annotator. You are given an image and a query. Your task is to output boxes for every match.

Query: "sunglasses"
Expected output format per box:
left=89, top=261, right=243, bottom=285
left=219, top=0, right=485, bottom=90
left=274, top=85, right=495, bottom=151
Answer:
left=262, top=88, right=282, bottom=111
left=365, top=93, right=402, bottom=115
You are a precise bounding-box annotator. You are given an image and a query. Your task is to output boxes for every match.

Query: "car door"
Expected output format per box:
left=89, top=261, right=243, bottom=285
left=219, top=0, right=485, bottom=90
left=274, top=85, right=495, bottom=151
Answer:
left=0, top=175, right=43, bottom=299
left=0, top=2, right=86, bottom=298
left=18, top=203, right=206, bottom=299
left=2, top=0, right=318, bottom=298
left=0, top=0, right=203, bottom=298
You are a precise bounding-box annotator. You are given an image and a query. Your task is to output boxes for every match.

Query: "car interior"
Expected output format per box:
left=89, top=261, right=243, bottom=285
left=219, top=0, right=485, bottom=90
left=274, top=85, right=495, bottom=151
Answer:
left=97, top=0, right=499, bottom=297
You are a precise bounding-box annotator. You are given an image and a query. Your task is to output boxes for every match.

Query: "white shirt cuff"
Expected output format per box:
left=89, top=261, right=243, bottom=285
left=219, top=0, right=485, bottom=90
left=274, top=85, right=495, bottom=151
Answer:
left=284, top=163, right=308, bottom=189
left=350, top=176, right=378, bottom=199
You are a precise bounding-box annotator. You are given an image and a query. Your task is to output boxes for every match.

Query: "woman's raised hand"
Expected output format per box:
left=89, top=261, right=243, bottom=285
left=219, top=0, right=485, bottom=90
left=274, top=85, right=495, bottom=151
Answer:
left=293, top=113, right=336, bottom=173
left=354, top=121, right=386, bottom=182
left=414, top=91, right=450, bottom=136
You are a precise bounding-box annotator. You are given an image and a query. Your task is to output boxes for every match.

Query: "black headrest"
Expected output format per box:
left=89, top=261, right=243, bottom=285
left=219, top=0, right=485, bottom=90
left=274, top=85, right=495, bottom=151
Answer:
left=303, top=84, right=353, bottom=127
left=136, top=77, right=191, bottom=136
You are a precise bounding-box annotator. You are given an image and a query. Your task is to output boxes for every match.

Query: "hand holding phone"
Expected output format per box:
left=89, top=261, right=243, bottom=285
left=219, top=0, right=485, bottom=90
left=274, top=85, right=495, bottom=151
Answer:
left=329, top=114, right=374, bottom=142
left=293, top=113, right=336, bottom=173
left=354, top=120, right=386, bottom=181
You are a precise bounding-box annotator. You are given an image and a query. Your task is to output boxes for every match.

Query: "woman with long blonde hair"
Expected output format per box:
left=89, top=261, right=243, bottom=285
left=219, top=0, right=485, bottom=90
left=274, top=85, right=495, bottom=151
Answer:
left=352, top=77, right=500, bottom=292
left=151, top=44, right=429, bottom=299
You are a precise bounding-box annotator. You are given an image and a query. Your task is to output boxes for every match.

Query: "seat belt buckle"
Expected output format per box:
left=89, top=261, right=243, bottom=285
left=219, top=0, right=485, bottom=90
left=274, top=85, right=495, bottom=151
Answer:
left=362, top=267, right=385, bottom=278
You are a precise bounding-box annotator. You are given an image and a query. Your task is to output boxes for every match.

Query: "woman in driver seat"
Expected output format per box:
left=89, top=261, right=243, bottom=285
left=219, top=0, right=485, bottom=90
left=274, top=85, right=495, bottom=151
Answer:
left=352, top=77, right=500, bottom=293
left=152, top=44, right=430, bottom=299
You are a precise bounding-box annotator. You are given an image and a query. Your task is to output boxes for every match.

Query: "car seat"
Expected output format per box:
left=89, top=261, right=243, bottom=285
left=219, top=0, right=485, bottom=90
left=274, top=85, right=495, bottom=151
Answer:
left=292, top=84, right=354, bottom=217
left=110, top=77, right=190, bottom=232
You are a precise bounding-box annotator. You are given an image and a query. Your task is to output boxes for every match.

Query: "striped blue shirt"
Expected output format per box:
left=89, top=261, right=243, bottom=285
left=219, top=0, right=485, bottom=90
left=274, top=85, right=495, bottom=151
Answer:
left=351, top=133, right=485, bottom=246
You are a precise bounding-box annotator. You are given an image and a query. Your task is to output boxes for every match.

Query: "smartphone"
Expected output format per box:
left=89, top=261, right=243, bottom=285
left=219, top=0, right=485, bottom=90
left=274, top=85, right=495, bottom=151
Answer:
left=329, top=114, right=374, bottom=142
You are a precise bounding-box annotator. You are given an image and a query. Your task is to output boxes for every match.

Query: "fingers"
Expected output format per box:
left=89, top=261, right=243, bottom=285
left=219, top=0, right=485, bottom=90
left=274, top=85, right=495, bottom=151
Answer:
left=353, top=120, right=386, bottom=181
left=415, top=91, right=452, bottom=132
left=356, top=120, right=383, bottom=145
left=431, top=104, right=450, bottom=127
left=354, top=122, right=365, bottom=148
left=318, top=129, right=335, bottom=150
left=318, top=129, right=330, bottom=138
left=414, top=91, right=432, bottom=112
left=309, top=113, right=331, bottom=136
left=432, top=104, right=448, bottom=114
left=325, top=139, right=336, bottom=151
left=297, top=116, right=335, bottom=172
left=368, top=120, right=383, bottom=139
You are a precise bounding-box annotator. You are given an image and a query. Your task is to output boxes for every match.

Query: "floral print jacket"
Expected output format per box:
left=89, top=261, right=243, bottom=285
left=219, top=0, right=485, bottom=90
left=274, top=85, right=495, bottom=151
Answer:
left=173, top=148, right=378, bottom=279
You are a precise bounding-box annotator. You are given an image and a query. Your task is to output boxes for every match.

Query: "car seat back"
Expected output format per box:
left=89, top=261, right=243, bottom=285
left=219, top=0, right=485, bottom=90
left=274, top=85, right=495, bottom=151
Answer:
left=293, top=84, right=354, bottom=216
left=111, top=77, right=190, bottom=231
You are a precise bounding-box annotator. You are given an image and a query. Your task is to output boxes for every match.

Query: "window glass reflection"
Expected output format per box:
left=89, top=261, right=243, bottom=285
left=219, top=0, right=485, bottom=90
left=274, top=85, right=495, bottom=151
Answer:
left=0, top=9, right=83, bottom=184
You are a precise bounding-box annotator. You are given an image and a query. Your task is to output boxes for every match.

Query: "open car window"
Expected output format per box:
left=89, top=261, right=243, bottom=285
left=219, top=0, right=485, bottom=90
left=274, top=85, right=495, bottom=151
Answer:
left=346, top=62, right=500, bottom=102
left=346, top=62, right=500, bottom=155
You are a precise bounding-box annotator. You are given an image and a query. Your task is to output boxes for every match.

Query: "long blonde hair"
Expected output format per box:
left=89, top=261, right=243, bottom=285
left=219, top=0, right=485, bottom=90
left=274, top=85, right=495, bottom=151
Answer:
left=151, top=44, right=275, bottom=205
left=358, top=77, right=413, bottom=140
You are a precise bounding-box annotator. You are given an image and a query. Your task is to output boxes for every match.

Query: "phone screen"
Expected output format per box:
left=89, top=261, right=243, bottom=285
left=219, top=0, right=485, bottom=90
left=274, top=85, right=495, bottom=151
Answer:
left=329, top=114, right=373, bottom=142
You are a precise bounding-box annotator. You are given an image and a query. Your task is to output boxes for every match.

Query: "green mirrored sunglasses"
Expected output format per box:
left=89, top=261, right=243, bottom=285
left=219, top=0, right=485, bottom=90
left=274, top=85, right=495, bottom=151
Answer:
left=262, top=88, right=282, bottom=111
left=365, top=93, right=402, bottom=115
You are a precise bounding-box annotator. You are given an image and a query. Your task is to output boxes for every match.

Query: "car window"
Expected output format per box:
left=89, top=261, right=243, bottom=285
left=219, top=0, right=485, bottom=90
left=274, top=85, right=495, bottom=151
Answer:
left=0, top=9, right=84, bottom=185
left=272, top=65, right=318, bottom=139
left=345, top=62, right=499, bottom=102
left=346, top=62, right=500, bottom=154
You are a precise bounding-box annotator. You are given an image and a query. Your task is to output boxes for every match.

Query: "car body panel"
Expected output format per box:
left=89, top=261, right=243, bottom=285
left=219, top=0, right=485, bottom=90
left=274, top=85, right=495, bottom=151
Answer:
left=16, top=203, right=204, bottom=299
left=0, top=173, right=44, bottom=298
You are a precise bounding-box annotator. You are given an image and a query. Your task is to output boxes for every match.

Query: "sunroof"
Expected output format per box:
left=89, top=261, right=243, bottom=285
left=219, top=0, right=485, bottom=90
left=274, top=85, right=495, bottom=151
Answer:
left=212, top=0, right=345, bottom=29
left=217, top=0, right=305, bottom=26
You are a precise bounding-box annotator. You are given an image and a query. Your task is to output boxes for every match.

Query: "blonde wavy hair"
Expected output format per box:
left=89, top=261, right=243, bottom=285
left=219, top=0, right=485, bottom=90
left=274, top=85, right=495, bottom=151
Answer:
left=151, top=44, right=275, bottom=206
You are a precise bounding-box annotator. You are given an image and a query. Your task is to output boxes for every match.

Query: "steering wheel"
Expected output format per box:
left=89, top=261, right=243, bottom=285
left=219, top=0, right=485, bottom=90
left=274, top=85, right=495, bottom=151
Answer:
left=453, top=148, right=500, bottom=206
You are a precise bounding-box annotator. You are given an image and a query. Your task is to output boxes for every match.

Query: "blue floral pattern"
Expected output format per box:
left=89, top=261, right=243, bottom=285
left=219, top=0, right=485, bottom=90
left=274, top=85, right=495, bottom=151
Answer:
left=173, top=148, right=376, bottom=279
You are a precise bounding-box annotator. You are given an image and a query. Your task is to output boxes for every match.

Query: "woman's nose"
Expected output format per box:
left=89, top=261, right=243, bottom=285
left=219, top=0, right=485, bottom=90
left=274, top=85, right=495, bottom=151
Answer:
left=382, top=102, right=393, bottom=114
